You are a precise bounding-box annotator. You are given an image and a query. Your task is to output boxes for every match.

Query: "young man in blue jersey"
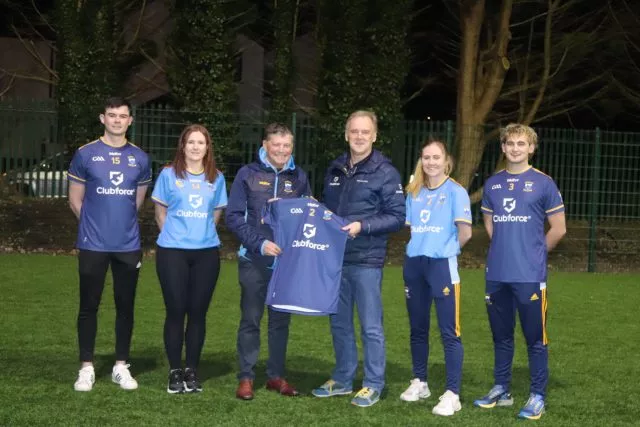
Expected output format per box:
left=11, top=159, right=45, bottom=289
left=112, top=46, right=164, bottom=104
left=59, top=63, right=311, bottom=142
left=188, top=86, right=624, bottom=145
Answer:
left=226, top=123, right=311, bottom=400
left=474, top=123, right=566, bottom=420
left=401, top=140, right=472, bottom=416
left=68, top=97, right=151, bottom=392
left=152, top=124, right=227, bottom=394
left=312, top=110, right=405, bottom=407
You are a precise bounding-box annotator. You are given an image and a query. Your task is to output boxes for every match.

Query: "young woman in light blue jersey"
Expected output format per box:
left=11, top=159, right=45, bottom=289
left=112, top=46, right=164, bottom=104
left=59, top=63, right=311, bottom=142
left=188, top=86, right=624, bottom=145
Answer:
left=401, top=139, right=472, bottom=416
left=151, top=124, right=227, bottom=394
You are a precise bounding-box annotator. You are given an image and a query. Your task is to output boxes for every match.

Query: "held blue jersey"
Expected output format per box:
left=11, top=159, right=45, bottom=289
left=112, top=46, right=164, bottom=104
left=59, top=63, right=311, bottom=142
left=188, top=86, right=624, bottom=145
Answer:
left=481, top=167, right=564, bottom=282
left=151, top=167, right=228, bottom=249
left=68, top=138, right=151, bottom=251
left=406, top=177, right=472, bottom=259
left=263, top=198, right=348, bottom=316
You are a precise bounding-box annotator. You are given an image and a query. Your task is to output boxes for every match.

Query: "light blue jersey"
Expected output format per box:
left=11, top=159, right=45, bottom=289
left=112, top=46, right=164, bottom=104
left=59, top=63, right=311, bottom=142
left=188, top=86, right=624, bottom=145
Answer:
left=152, top=166, right=227, bottom=249
left=405, top=177, right=472, bottom=259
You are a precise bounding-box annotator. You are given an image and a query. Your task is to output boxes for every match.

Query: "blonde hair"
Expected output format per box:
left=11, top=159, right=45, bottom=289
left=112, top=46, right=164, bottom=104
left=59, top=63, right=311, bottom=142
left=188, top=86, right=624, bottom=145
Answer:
left=345, top=110, right=378, bottom=133
left=500, top=123, right=538, bottom=156
left=405, top=139, right=454, bottom=198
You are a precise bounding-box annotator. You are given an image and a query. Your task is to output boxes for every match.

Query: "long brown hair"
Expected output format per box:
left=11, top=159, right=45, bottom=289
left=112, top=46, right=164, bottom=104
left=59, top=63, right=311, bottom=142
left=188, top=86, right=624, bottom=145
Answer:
left=172, top=124, right=218, bottom=182
left=405, top=139, right=454, bottom=198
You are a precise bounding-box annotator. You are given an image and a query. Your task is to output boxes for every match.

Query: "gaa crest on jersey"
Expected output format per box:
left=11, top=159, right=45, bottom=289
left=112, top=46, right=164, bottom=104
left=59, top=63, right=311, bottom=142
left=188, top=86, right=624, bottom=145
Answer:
left=524, top=181, right=534, bottom=192
left=323, top=210, right=333, bottom=220
left=284, top=180, right=293, bottom=193
left=127, top=155, right=137, bottom=167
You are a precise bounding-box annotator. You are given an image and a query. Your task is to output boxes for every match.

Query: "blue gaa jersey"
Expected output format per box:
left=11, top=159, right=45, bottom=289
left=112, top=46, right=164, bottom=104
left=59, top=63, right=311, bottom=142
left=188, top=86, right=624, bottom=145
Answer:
left=68, top=139, right=151, bottom=252
left=481, top=167, right=564, bottom=282
left=406, top=177, right=472, bottom=260
left=151, top=167, right=227, bottom=249
left=263, top=198, right=348, bottom=316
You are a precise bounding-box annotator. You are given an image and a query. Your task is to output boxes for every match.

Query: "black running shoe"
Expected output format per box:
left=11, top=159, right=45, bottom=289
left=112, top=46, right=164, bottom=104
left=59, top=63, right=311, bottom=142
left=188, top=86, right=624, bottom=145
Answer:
left=167, top=369, right=185, bottom=394
left=184, top=368, right=202, bottom=393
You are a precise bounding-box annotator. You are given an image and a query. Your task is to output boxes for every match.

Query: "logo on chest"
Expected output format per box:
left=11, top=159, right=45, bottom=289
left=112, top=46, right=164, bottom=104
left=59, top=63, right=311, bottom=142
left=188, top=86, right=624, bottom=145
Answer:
left=284, top=180, right=293, bottom=193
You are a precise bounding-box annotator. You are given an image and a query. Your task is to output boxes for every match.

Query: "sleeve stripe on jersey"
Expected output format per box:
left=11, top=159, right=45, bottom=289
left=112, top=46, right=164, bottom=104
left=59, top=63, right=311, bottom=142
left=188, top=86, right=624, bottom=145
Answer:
left=454, top=218, right=472, bottom=224
left=481, top=206, right=493, bottom=213
left=405, top=220, right=411, bottom=226
left=77, top=140, right=98, bottom=150
left=215, top=204, right=227, bottom=210
left=151, top=196, right=168, bottom=207
left=67, top=172, right=86, bottom=182
left=546, top=204, right=564, bottom=214
left=138, top=178, right=152, bottom=185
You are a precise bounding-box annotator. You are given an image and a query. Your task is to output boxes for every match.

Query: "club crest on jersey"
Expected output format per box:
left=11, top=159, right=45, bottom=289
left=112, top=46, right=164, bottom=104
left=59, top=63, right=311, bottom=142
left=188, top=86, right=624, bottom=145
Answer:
left=284, top=180, right=293, bottom=193
left=109, top=171, right=124, bottom=186
left=524, top=181, right=534, bottom=192
left=127, top=155, right=136, bottom=167
left=438, top=193, right=446, bottom=204
left=323, top=210, right=333, bottom=220
left=420, top=209, right=431, bottom=223
left=503, top=198, right=516, bottom=213
left=189, top=194, right=203, bottom=209
left=176, top=180, right=184, bottom=188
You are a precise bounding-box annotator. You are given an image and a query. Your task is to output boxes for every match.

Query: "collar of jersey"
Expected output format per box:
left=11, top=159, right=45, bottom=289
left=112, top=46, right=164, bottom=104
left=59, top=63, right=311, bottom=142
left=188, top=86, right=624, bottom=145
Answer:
left=99, top=137, right=129, bottom=149
left=426, top=176, right=449, bottom=191
left=505, top=165, right=532, bottom=175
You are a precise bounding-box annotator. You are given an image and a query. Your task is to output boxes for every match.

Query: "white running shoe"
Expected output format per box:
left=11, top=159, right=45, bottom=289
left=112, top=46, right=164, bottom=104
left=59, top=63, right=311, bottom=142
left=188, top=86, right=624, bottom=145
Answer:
left=400, top=378, right=431, bottom=402
left=74, top=366, right=95, bottom=392
left=112, top=364, right=138, bottom=390
left=432, top=390, right=462, bottom=416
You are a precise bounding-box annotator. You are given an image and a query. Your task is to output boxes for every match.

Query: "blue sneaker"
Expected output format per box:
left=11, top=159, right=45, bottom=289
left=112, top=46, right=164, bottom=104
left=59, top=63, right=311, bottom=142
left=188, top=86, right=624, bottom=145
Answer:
left=351, top=387, right=380, bottom=407
left=311, top=379, right=353, bottom=398
left=473, top=385, right=514, bottom=408
left=518, top=393, right=545, bottom=420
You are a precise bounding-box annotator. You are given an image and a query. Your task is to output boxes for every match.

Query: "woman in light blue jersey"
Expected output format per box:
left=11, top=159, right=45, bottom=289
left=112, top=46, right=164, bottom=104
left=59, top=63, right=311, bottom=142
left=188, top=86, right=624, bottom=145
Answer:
left=151, top=124, right=227, bottom=394
left=400, top=139, right=472, bottom=416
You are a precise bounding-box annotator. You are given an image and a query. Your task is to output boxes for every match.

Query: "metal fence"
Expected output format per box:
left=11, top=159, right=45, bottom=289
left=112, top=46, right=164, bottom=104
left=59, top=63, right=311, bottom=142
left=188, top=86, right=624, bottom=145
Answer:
left=1, top=101, right=640, bottom=272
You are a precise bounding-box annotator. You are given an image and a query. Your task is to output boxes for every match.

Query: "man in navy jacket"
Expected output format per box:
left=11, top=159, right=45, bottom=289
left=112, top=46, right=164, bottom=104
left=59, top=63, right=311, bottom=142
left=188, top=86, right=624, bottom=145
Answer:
left=226, top=123, right=311, bottom=400
left=312, top=110, right=405, bottom=407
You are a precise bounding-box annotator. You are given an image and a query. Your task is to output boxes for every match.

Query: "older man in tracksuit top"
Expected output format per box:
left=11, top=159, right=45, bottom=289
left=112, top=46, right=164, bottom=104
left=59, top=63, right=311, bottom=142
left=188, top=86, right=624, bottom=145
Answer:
left=226, top=123, right=311, bottom=400
left=312, top=110, right=405, bottom=407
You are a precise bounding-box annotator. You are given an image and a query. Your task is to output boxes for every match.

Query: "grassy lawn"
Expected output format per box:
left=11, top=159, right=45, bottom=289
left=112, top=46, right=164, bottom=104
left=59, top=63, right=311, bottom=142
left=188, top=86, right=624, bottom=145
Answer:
left=0, top=254, right=638, bottom=426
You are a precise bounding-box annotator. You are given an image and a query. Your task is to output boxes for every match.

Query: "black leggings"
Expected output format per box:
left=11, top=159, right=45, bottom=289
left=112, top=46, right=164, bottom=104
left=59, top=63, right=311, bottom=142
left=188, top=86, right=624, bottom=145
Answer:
left=156, top=246, right=220, bottom=370
left=77, top=250, right=142, bottom=362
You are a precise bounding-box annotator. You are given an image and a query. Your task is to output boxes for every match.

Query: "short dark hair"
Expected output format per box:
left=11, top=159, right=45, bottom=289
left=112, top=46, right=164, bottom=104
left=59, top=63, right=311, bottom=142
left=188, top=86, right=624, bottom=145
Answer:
left=104, top=97, right=132, bottom=115
left=263, top=122, right=293, bottom=142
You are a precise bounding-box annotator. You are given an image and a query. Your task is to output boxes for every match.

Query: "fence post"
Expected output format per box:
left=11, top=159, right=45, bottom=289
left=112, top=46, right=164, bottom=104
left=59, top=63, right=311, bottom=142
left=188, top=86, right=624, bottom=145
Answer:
left=130, top=105, right=137, bottom=144
left=587, top=127, right=601, bottom=272
left=446, top=120, right=454, bottom=152
left=291, top=112, right=297, bottom=137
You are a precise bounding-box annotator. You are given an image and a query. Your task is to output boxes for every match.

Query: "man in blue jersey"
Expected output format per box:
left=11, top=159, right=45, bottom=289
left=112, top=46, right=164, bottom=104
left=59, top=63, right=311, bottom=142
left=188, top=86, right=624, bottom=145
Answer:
left=474, top=123, right=566, bottom=420
left=68, top=97, right=151, bottom=392
left=226, top=123, right=311, bottom=400
left=312, top=110, right=405, bottom=407
left=262, top=198, right=348, bottom=316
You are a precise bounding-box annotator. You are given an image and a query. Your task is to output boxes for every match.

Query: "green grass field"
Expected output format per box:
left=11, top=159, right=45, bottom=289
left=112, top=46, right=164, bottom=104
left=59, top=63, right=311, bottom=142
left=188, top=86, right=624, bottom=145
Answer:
left=1, top=254, right=639, bottom=426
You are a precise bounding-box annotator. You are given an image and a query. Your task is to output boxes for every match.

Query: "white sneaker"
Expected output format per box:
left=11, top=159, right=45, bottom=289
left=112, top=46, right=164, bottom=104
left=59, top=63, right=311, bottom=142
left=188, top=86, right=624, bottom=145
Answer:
left=432, top=390, right=462, bottom=416
left=74, top=366, right=95, bottom=392
left=112, top=364, right=138, bottom=390
left=400, top=378, right=431, bottom=402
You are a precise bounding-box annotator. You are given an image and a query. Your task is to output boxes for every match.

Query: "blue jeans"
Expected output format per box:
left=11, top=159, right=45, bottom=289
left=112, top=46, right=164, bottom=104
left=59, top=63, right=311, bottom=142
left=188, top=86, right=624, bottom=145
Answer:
left=330, top=265, right=385, bottom=392
left=237, top=258, right=291, bottom=380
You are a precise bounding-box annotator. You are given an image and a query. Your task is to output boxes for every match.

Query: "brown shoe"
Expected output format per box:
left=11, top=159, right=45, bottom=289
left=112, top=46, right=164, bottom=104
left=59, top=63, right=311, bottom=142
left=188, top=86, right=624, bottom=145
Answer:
left=266, top=377, right=300, bottom=397
left=236, top=379, right=254, bottom=400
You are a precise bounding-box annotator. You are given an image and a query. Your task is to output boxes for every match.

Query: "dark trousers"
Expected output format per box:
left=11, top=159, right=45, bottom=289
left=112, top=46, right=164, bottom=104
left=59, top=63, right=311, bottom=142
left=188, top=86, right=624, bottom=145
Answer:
left=237, top=258, right=291, bottom=380
left=485, top=281, right=549, bottom=397
left=77, top=249, right=142, bottom=362
left=156, top=246, right=220, bottom=370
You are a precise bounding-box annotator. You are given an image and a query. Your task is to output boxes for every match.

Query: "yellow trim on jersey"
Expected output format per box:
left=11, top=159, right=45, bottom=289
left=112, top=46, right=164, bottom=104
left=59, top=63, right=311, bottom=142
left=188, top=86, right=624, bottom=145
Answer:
left=127, top=141, right=140, bottom=148
left=455, top=218, right=472, bottom=224
left=542, top=288, right=548, bottom=345
left=138, top=178, right=152, bottom=185
left=426, top=176, right=449, bottom=190
left=533, top=168, right=553, bottom=179
left=151, top=196, right=168, bottom=207
left=546, top=204, right=564, bottom=214
left=67, top=172, right=86, bottom=182
left=481, top=206, right=493, bottom=213
left=454, top=283, right=461, bottom=337
left=77, top=140, right=99, bottom=150
left=405, top=220, right=411, bottom=226
left=449, top=177, right=466, bottom=189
